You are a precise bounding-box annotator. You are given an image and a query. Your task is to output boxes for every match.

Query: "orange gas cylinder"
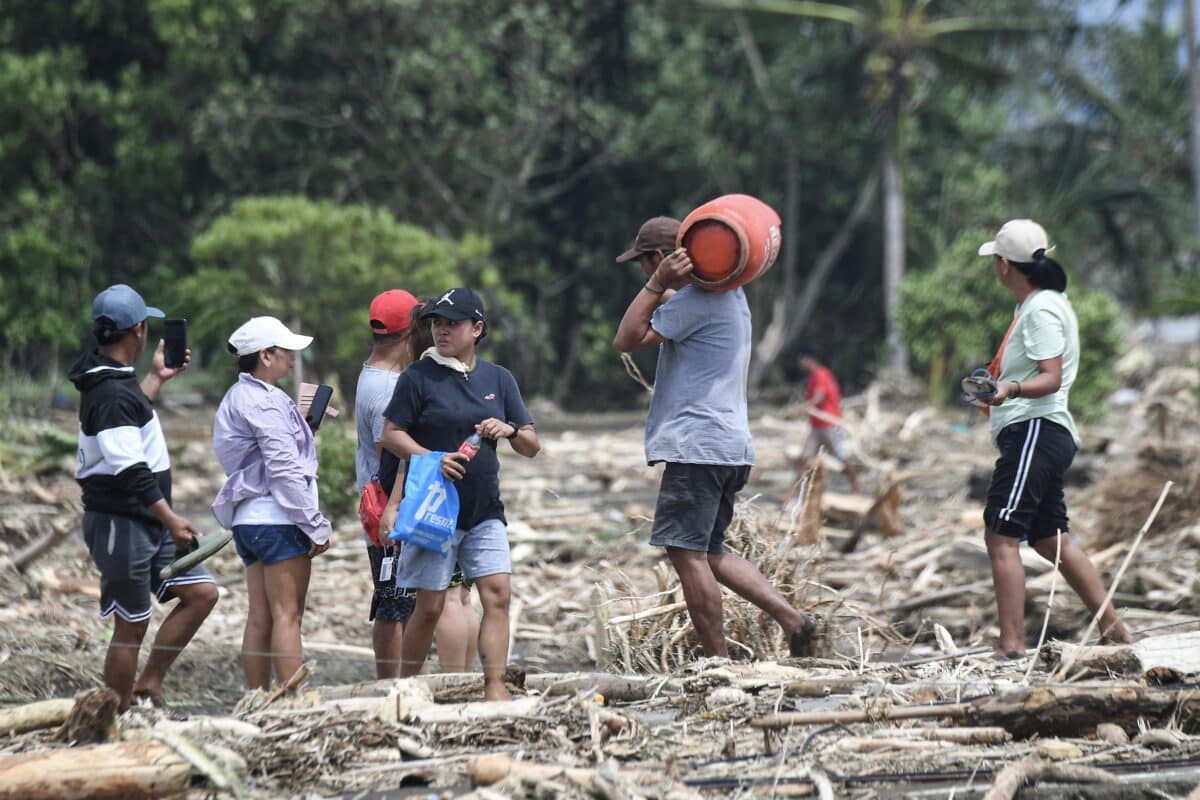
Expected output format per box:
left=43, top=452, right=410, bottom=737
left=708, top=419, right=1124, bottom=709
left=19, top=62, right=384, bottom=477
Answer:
left=676, top=194, right=783, bottom=291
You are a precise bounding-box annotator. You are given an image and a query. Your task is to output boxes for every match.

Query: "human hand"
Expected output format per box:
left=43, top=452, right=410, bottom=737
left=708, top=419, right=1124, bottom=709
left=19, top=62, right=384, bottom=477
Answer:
left=150, top=339, right=191, bottom=382
left=307, top=540, right=330, bottom=559
left=987, top=382, right=1016, bottom=406
left=167, top=514, right=199, bottom=553
left=476, top=417, right=514, bottom=441
left=379, top=505, right=398, bottom=543
left=442, top=451, right=469, bottom=481
left=650, top=250, right=694, bottom=290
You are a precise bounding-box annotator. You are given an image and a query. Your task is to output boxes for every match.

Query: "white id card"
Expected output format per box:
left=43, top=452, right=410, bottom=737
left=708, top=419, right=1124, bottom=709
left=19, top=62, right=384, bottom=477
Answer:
left=379, top=556, right=395, bottom=582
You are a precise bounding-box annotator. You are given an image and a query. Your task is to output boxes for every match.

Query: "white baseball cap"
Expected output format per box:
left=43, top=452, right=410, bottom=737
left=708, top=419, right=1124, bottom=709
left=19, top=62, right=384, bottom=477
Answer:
left=227, top=316, right=313, bottom=356
left=978, top=219, right=1054, bottom=263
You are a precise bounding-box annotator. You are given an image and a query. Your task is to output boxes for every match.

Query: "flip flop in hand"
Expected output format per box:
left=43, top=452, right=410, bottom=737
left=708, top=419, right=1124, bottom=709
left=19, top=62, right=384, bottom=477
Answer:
left=960, top=368, right=998, bottom=408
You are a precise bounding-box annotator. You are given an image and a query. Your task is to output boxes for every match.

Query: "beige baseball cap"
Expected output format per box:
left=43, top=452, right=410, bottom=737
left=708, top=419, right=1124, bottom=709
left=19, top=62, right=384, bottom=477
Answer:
left=978, top=219, right=1054, bottom=262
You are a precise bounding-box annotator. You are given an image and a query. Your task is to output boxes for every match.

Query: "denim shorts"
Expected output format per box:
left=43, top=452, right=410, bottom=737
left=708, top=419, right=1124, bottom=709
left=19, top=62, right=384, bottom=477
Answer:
left=394, top=518, right=510, bottom=591
left=233, top=524, right=311, bottom=566
left=650, top=462, right=752, bottom=555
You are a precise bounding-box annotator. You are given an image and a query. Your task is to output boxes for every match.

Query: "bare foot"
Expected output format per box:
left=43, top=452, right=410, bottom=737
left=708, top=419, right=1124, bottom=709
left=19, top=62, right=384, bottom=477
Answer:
left=992, top=648, right=1026, bottom=660
left=484, top=686, right=512, bottom=702
left=132, top=689, right=186, bottom=720
left=1100, top=623, right=1134, bottom=645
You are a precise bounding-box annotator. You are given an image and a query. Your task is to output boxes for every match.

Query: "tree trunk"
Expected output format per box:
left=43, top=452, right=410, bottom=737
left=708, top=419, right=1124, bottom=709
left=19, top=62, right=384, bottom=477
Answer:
left=0, top=741, right=191, bottom=800
left=749, top=169, right=879, bottom=388
left=882, top=132, right=908, bottom=374
left=291, top=313, right=305, bottom=394
left=1185, top=0, right=1200, bottom=243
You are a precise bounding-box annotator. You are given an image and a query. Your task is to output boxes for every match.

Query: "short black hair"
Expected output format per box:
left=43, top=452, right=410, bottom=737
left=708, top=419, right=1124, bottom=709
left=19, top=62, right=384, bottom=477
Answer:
left=92, top=317, right=136, bottom=346
left=372, top=330, right=408, bottom=346
left=235, top=346, right=276, bottom=373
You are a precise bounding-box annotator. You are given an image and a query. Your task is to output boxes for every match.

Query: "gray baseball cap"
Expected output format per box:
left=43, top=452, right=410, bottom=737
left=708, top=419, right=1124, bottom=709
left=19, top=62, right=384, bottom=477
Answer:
left=92, top=284, right=165, bottom=329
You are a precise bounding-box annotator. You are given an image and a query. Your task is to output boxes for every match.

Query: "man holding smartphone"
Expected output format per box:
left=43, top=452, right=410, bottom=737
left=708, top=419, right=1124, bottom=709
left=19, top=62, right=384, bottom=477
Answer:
left=69, top=284, right=218, bottom=713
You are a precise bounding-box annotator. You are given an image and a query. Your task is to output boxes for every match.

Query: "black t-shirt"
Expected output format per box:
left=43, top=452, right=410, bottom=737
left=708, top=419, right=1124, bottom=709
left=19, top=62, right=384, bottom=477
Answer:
left=380, top=357, right=533, bottom=530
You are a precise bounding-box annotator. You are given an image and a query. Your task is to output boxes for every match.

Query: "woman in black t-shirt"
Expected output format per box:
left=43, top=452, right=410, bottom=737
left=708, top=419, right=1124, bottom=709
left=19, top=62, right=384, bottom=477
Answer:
left=381, top=288, right=540, bottom=701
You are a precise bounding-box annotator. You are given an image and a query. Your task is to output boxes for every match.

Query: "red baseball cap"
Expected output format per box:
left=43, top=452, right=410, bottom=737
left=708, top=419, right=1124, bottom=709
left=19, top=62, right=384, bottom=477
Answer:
left=369, top=289, right=420, bottom=334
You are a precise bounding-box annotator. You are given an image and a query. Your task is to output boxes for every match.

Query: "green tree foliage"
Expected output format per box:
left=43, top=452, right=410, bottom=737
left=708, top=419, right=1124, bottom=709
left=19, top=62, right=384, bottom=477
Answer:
left=899, top=228, right=1119, bottom=421
left=0, top=0, right=1186, bottom=412
left=178, top=195, right=478, bottom=396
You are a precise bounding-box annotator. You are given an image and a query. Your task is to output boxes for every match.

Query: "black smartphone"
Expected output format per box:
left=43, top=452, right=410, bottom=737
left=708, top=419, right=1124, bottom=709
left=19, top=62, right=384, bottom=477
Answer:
left=163, top=319, right=188, bottom=368
left=305, top=384, right=334, bottom=431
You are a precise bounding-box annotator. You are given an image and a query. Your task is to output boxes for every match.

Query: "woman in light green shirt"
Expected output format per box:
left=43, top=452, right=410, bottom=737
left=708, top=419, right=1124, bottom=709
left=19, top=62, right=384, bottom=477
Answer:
left=977, top=220, right=1132, bottom=659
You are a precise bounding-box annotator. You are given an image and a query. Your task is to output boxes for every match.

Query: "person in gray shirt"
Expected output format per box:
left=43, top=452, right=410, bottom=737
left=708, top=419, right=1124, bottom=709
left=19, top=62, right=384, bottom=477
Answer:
left=613, top=216, right=816, bottom=659
left=355, top=290, right=479, bottom=678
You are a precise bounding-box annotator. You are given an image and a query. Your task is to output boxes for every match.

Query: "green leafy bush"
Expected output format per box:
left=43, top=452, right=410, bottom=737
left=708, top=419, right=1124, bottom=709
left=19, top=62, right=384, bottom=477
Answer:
left=899, top=229, right=1121, bottom=421
left=175, top=196, right=481, bottom=399
left=316, top=423, right=359, bottom=523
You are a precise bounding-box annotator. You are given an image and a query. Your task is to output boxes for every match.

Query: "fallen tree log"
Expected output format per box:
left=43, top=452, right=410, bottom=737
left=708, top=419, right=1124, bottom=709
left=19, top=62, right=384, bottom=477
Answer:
left=1044, top=632, right=1200, bottom=678
left=752, top=685, right=1200, bottom=739
left=0, top=697, right=74, bottom=736
left=9, top=520, right=72, bottom=573
left=526, top=672, right=683, bottom=701
left=983, top=756, right=1117, bottom=800
left=467, top=753, right=682, bottom=795
left=0, top=741, right=191, bottom=800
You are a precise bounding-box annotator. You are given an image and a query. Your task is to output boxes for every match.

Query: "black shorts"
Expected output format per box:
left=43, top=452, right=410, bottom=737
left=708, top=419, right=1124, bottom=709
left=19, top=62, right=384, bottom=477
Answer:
left=367, top=544, right=415, bottom=623
left=83, top=511, right=214, bottom=623
left=650, top=462, right=752, bottom=555
left=366, top=545, right=472, bottom=622
left=984, top=419, right=1075, bottom=543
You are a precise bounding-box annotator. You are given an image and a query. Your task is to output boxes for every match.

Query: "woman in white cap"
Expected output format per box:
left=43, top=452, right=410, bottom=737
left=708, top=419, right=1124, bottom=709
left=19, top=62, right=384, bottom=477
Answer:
left=212, top=316, right=333, bottom=688
left=977, top=220, right=1132, bottom=658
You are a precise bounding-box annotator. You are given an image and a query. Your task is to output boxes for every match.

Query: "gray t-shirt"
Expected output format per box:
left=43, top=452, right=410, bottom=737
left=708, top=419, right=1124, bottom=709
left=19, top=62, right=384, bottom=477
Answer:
left=644, top=285, right=755, bottom=466
left=354, top=363, right=401, bottom=492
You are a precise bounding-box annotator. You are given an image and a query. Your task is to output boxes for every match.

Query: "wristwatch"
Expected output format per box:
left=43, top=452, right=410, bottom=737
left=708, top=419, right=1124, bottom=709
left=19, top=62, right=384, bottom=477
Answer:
left=505, top=422, right=520, bottom=440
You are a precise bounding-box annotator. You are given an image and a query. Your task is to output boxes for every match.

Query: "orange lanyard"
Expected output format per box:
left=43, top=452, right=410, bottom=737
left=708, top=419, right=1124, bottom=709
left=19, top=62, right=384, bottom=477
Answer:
left=980, top=313, right=1018, bottom=417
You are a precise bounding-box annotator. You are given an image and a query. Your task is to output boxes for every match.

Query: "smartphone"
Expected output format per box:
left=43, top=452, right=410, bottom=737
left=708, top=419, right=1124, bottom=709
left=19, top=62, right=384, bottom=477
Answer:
left=163, top=319, right=188, bottom=368
left=305, top=384, right=334, bottom=431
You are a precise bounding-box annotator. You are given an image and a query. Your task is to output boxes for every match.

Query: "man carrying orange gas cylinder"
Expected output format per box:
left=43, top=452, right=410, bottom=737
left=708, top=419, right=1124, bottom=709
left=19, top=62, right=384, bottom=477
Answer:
left=613, top=198, right=817, bottom=660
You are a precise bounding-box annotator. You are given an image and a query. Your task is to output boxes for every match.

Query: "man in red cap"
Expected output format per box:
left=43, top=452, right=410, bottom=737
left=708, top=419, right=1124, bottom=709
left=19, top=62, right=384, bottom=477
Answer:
left=355, top=289, right=420, bottom=677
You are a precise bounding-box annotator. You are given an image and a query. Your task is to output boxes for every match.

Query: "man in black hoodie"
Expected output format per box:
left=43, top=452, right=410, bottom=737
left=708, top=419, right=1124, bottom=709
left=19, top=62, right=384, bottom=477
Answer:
left=69, top=284, right=218, bottom=713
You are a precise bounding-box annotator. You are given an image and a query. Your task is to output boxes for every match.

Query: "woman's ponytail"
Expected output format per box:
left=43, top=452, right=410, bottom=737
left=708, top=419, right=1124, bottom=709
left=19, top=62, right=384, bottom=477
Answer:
left=1014, top=248, right=1068, bottom=292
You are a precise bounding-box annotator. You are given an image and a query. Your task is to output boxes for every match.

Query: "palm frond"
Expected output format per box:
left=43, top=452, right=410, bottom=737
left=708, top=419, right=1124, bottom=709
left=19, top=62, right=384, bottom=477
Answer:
left=694, top=0, right=867, bottom=27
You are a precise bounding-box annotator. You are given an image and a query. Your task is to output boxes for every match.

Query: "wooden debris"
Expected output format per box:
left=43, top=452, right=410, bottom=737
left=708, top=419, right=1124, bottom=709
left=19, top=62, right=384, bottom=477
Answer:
left=0, top=697, right=74, bottom=736
left=1046, top=632, right=1200, bottom=678
left=258, top=662, right=311, bottom=711
left=467, top=753, right=683, bottom=796
left=1096, top=722, right=1129, bottom=744
left=52, top=688, right=119, bottom=744
left=983, top=756, right=1117, bottom=800
left=0, top=741, right=191, bottom=800
left=753, top=685, right=1200, bottom=739
left=9, top=520, right=73, bottom=573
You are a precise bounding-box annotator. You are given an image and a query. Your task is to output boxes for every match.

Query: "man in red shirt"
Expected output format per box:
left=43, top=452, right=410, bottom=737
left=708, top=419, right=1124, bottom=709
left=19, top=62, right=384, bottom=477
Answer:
left=785, top=353, right=860, bottom=497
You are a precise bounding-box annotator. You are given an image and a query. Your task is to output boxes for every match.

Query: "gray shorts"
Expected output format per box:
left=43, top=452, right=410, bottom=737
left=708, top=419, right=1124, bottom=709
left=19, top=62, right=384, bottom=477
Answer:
left=82, top=511, right=214, bottom=623
left=650, top=462, right=751, bottom=555
left=801, top=426, right=849, bottom=461
left=394, top=517, right=510, bottom=591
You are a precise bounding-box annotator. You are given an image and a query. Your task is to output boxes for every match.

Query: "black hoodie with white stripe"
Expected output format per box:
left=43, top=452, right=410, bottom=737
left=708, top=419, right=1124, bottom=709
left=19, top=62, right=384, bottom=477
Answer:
left=69, top=350, right=171, bottom=521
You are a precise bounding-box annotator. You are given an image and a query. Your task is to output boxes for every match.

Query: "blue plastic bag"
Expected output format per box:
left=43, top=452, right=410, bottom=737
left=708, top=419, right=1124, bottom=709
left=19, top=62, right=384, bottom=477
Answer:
left=387, top=452, right=459, bottom=557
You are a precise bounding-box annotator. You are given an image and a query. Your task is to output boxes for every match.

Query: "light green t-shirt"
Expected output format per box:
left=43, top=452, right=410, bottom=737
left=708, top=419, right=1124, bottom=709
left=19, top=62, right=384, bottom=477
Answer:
left=990, top=289, right=1081, bottom=447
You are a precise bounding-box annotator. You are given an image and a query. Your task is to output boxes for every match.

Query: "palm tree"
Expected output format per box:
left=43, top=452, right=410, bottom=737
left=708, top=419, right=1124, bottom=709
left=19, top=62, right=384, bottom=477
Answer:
left=701, top=0, right=1047, bottom=373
